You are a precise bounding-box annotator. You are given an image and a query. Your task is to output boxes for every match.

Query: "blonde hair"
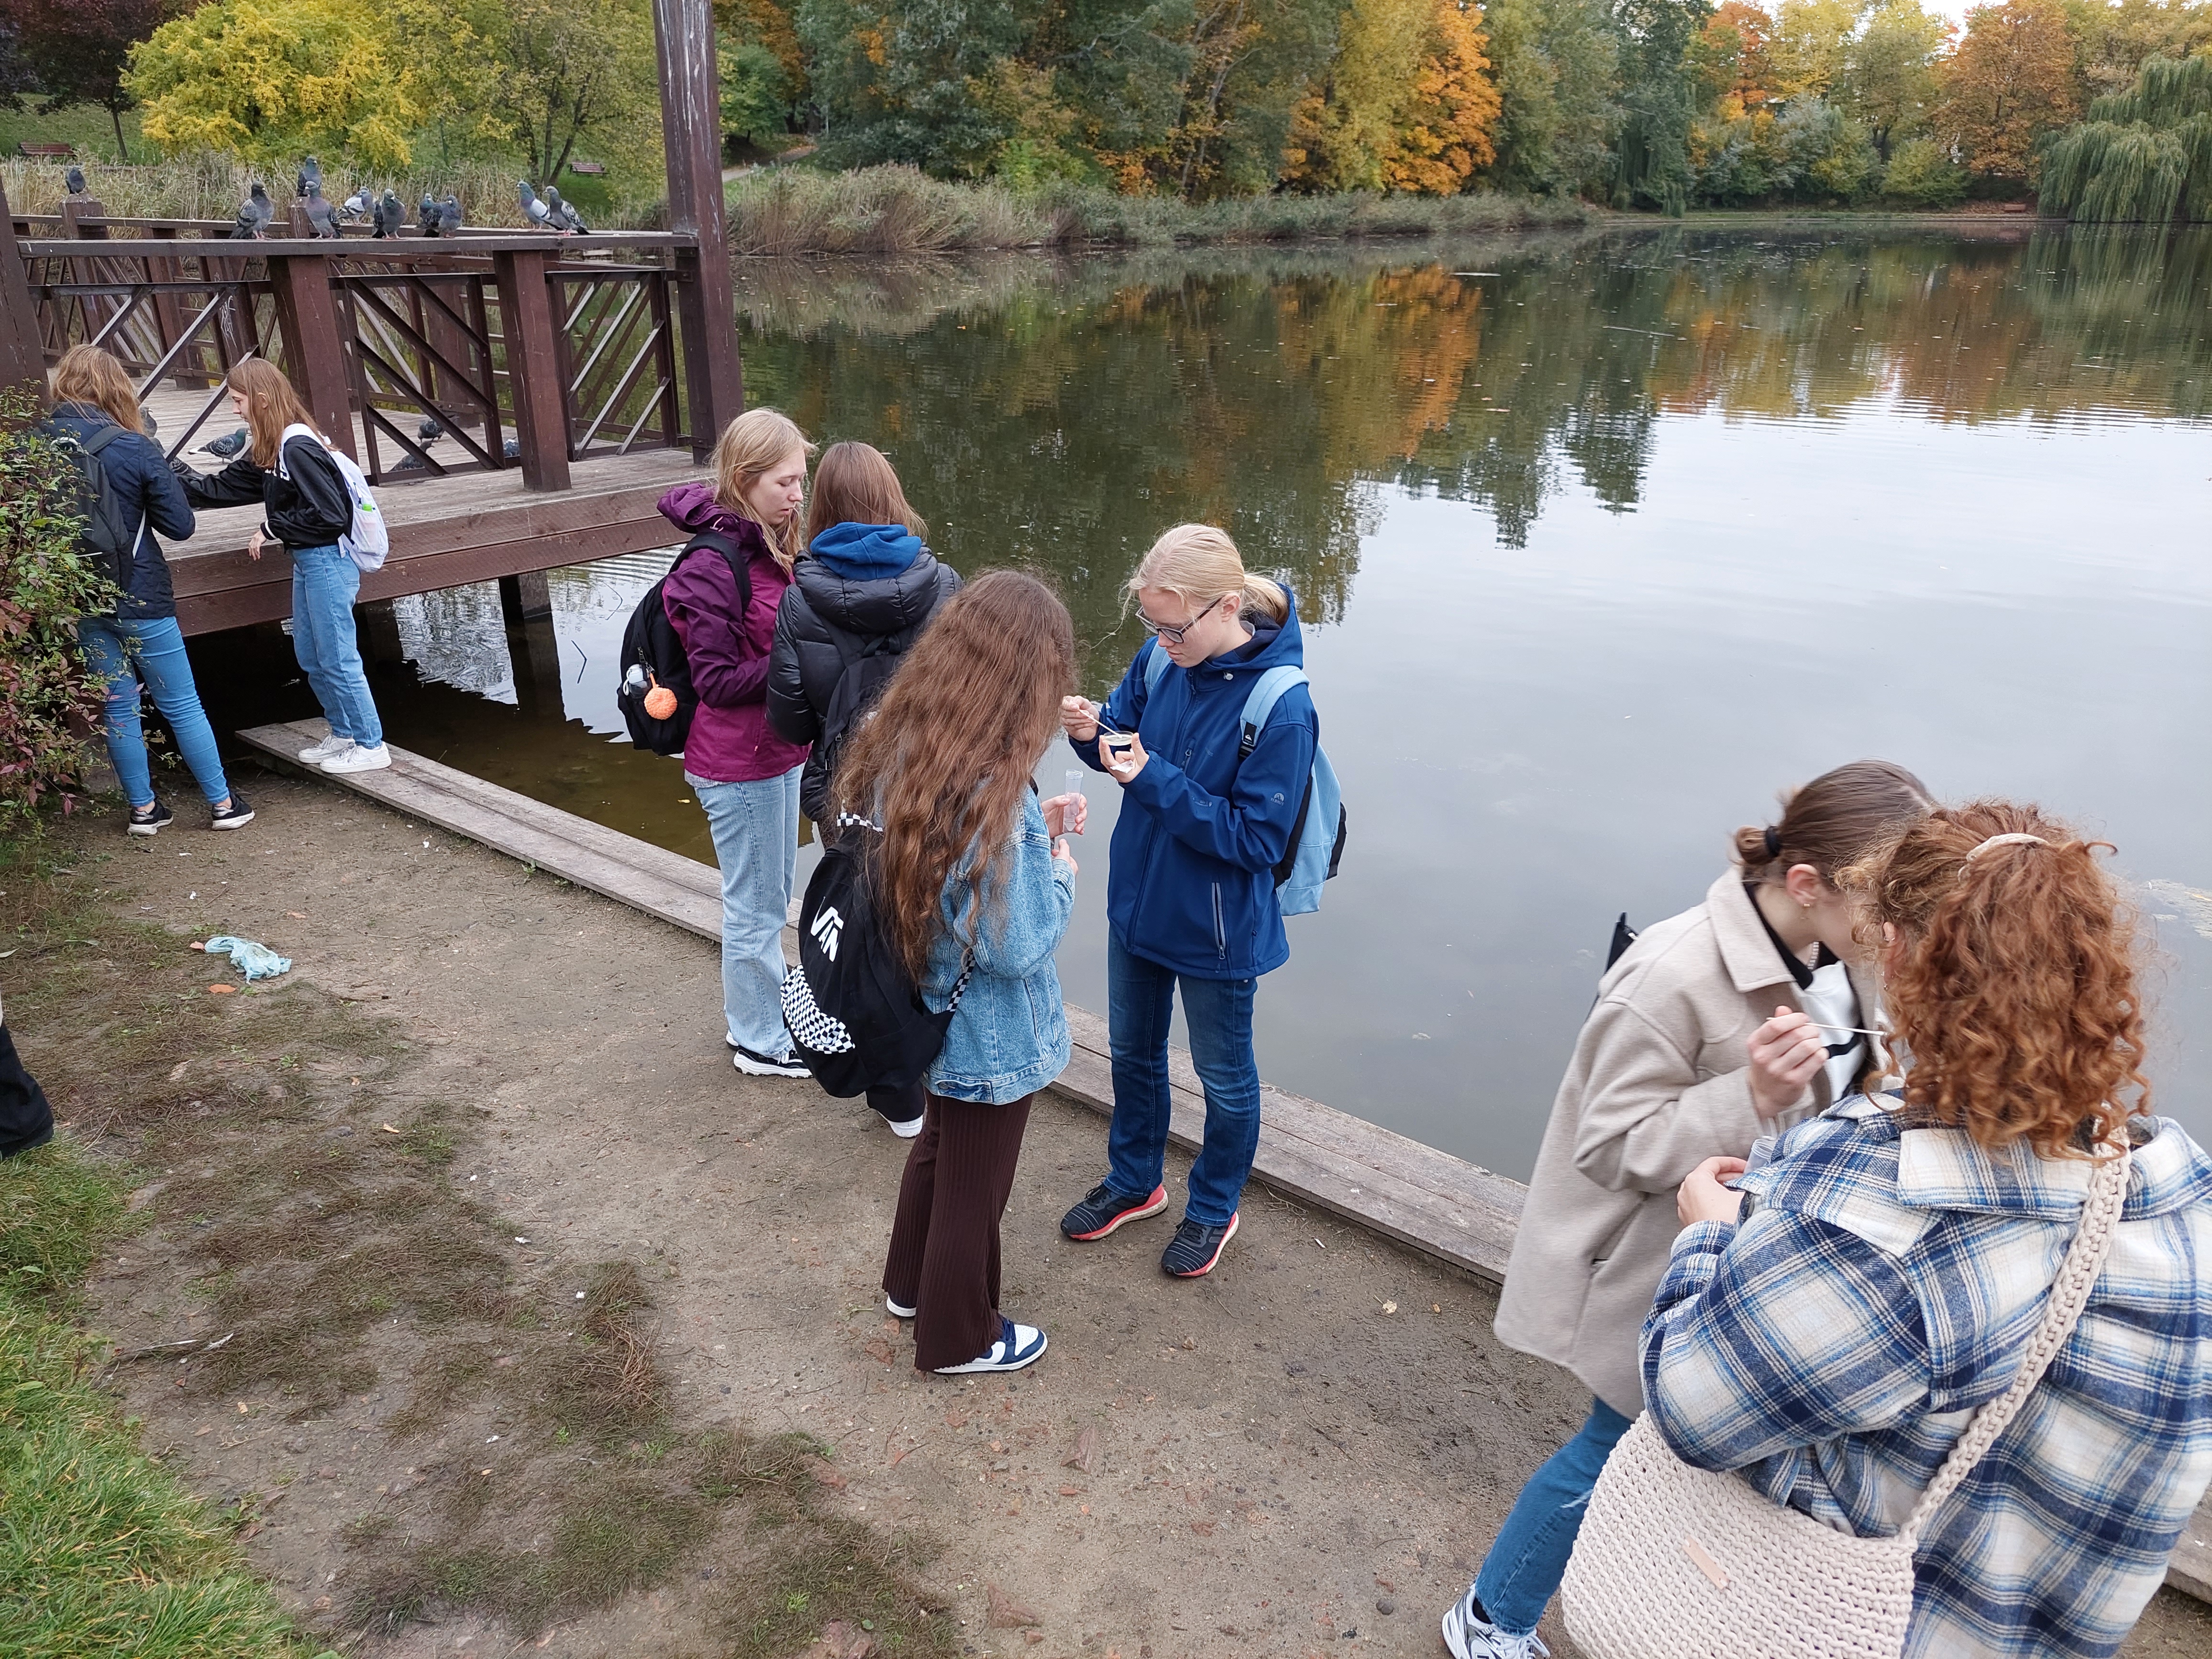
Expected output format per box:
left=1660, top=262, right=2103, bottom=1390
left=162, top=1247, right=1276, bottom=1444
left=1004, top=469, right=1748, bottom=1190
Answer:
left=710, top=407, right=815, bottom=572
left=1123, top=523, right=1288, bottom=626
left=226, top=359, right=315, bottom=469
left=48, top=344, right=145, bottom=436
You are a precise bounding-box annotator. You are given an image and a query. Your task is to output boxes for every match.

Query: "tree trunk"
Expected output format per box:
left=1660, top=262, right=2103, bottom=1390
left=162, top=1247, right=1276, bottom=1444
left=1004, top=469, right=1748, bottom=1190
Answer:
left=108, top=101, right=129, bottom=163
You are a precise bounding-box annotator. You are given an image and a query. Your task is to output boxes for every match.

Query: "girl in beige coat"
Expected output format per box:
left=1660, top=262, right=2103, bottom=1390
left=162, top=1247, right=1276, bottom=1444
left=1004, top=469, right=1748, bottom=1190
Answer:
left=1441, top=760, right=1933, bottom=1659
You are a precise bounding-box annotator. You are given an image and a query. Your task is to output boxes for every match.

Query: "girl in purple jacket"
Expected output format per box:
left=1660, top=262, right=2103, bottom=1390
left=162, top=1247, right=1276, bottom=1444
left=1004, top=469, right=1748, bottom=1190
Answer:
left=659, top=409, right=815, bottom=1076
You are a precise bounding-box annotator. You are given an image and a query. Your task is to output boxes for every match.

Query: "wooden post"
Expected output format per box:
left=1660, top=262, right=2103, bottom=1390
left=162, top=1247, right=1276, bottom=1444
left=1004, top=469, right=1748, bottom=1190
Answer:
left=653, top=0, right=743, bottom=457
left=265, top=250, right=358, bottom=460
left=0, top=177, right=43, bottom=390
left=492, top=248, right=572, bottom=492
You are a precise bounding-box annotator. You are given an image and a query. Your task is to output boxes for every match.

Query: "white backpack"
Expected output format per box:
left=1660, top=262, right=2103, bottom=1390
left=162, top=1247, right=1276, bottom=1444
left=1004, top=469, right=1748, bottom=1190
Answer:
left=276, top=422, right=389, bottom=572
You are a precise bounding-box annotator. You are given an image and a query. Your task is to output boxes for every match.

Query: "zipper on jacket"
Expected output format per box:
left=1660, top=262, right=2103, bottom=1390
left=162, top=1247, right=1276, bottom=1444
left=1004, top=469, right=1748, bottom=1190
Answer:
left=1212, top=883, right=1226, bottom=960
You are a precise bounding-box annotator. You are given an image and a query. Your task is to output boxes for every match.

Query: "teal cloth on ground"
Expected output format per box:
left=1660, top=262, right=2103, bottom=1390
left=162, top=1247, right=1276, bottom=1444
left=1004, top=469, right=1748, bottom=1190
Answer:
left=202, top=935, right=291, bottom=980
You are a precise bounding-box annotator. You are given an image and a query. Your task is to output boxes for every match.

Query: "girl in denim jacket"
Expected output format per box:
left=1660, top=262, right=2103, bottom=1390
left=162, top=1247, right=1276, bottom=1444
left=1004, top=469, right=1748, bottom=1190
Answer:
left=833, top=572, right=1083, bottom=1375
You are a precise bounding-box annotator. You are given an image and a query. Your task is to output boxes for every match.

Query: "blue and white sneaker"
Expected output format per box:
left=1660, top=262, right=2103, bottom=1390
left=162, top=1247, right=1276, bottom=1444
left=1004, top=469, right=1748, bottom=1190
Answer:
left=933, top=1316, right=1047, bottom=1375
left=1440, top=1584, right=1548, bottom=1659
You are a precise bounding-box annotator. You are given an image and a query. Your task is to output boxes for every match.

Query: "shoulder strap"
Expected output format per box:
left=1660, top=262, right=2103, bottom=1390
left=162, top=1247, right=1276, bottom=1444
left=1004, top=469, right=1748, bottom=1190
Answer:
left=1237, top=665, right=1308, bottom=758
left=682, top=528, right=753, bottom=619
left=1901, top=1139, right=2133, bottom=1541
left=79, top=424, right=128, bottom=458
left=272, top=422, right=322, bottom=480
left=1141, top=639, right=1171, bottom=699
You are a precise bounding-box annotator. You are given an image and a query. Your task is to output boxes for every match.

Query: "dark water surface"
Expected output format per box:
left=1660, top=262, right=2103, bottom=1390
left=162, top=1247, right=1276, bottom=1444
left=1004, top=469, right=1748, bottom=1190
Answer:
left=196, top=224, right=2212, bottom=1183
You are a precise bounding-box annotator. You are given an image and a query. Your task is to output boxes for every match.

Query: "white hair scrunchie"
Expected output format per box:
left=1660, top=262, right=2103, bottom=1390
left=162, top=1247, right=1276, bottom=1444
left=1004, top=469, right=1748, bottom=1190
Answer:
left=1964, top=831, right=2048, bottom=865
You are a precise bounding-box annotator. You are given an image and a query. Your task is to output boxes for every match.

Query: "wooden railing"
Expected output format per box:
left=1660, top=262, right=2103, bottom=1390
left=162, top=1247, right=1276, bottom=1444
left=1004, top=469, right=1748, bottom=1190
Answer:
left=16, top=215, right=712, bottom=491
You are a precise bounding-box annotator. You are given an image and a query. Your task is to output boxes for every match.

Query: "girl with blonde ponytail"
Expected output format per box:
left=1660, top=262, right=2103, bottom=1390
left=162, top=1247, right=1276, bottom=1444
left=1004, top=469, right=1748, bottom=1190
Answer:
left=1054, top=523, right=1316, bottom=1280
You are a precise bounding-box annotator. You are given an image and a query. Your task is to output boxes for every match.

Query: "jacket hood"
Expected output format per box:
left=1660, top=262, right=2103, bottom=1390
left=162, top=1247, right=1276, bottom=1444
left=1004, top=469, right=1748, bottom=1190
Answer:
left=1192, top=586, right=1304, bottom=680
left=794, top=540, right=948, bottom=637
left=657, top=480, right=768, bottom=547
left=810, top=520, right=923, bottom=581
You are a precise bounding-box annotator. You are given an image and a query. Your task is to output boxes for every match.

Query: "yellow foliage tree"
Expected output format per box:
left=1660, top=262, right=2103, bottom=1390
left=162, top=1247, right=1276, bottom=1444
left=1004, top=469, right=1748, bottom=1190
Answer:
left=1936, top=0, right=2080, bottom=180
left=128, top=0, right=421, bottom=169
left=1767, top=0, right=1864, bottom=98
left=1285, top=0, right=1498, bottom=193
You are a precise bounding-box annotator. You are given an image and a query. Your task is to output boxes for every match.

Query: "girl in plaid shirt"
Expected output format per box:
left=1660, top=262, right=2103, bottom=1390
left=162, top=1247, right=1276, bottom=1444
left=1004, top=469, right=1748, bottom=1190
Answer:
left=1649, top=802, right=2212, bottom=1658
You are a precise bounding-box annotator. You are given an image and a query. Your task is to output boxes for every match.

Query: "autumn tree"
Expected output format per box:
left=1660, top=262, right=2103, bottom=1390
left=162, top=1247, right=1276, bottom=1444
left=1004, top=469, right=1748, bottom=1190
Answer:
left=1480, top=0, right=1620, bottom=194
left=1936, top=0, right=2080, bottom=182
left=0, top=0, right=166, bottom=159
left=1767, top=0, right=1861, bottom=98
left=1285, top=0, right=1498, bottom=193
left=1690, top=0, right=1775, bottom=109
left=2063, top=0, right=2212, bottom=102
left=128, top=0, right=423, bottom=169
left=1839, top=0, right=1947, bottom=157
left=459, top=0, right=661, bottom=184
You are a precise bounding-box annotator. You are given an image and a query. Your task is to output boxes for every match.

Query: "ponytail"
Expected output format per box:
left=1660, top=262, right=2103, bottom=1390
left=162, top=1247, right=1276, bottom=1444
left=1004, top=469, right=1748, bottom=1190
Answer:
left=1734, top=760, right=1933, bottom=886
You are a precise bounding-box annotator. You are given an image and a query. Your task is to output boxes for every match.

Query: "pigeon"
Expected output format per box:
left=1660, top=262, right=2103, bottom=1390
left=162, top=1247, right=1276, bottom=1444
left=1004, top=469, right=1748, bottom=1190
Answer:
left=228, top=205, right=262, bottom=240
left=202, top=427, right=249, bottom=458
left=545, top=185, right=588, bottom=235
left=374, top=189, right=403, bottom=238
left=341, top=184, right=370, bottom=219
left=417, top=417, right=444, bottom=443
left=418, top=194, right=439, bottom=236
left=66, top=165, right=88, bottom=195
left=503, top=437, right=520, bottom=459
left=302, top=181, right=341, bottom=238
left=231, top=182, right=275, bottom=238
left=520, top=180, right=553, bottom=229
left=435, top=193, right=462, bottom=236
left=296, top=155, right=321, bottom=198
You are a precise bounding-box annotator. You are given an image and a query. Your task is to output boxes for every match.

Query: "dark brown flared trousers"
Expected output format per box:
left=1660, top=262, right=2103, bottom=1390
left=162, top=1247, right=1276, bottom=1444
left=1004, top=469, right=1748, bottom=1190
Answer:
left=882, top=1091, right=1034, bottom=1372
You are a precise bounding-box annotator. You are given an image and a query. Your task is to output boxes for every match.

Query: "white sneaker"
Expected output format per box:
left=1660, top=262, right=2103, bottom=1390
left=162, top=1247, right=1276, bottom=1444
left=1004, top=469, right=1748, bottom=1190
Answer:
left=887, top=1112, right=924, bottom=1139
left=321, top=741, right=392, bottom=774
left=1441, top=1584, right=1548, bottom=1659
left=933, top=1317, right=1047, bottom=1375
left=732, top=1044, right=811, bottom=1079
left=885, top=1294, right=917, bottom=1319
left=296, top=730, right=349, bottom=763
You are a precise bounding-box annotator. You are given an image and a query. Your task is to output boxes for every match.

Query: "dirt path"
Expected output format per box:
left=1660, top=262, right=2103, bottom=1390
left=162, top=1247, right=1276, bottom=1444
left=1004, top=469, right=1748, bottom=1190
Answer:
left=16, top=773, right=2210, bottom=1659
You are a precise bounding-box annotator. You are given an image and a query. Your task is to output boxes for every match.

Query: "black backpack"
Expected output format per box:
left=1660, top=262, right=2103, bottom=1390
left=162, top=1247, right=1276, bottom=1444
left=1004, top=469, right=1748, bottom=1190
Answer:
left=617, top=530, right=752, bottom=755
left=51, top=423, right=144, bottom=587
left=800, top=635, right=909, bottom=825
left=779, top=816, right=973, bottom=1097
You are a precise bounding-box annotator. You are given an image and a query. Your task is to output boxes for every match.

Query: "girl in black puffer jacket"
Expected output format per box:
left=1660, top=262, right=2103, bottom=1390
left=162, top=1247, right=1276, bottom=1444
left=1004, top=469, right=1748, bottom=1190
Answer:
left=767, top=441, right=959, bottom=1132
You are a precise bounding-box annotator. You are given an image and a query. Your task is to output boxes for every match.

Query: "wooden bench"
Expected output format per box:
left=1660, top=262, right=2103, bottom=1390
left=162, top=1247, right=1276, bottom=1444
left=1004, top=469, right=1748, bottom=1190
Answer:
left=566, top=160, right=608, bottom=176
left=17, top=143, right=75, bottom=160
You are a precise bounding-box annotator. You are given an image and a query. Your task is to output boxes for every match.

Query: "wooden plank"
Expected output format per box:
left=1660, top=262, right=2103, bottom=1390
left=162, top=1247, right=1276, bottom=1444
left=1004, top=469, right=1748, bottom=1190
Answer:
left=221, top=719, right=2212, bottom=1611
left=492, top=248, right=571, bottom=491
left=0, top=177, right=41, bottom=389
left=653, top=0, right=743, bottom=452
left=23, top=234, right=696, bottom=258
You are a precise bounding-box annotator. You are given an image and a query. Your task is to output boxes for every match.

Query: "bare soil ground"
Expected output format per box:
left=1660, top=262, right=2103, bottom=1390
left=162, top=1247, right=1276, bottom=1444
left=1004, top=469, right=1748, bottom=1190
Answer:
left=11, top=772, right=2210, bottom=1659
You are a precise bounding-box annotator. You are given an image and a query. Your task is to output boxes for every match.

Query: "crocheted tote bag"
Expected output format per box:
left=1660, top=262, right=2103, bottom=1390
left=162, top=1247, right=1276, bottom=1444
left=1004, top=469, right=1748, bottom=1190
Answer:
left=1560, top=1140, right=2132, bottom=1659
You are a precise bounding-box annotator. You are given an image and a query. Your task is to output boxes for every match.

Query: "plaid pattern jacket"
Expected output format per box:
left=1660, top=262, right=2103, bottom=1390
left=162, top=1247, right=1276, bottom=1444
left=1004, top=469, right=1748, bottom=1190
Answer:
left=1642, top=1098, right=2212, bottom=1658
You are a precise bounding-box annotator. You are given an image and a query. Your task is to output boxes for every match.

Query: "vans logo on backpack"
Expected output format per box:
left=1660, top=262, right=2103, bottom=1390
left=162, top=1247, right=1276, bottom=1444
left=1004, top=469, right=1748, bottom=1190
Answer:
left=809, top=905, right=845, bottom=962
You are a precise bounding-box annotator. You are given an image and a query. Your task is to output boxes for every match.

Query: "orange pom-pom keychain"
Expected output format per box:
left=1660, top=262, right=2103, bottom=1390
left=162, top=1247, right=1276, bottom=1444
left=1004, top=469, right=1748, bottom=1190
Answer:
left=643, top=676, right=678, bottom=722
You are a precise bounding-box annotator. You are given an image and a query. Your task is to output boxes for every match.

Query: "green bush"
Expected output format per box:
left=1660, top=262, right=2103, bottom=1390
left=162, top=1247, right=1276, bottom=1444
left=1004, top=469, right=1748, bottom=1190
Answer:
left=1881, top=138, right=1969, bottom=208
left=0, top=389, right=120, bottom=829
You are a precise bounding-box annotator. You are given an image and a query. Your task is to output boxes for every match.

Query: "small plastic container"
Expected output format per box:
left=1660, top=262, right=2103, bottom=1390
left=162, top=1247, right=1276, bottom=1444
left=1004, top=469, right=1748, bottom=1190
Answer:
left=1063, top=769, right=1087, bottom=833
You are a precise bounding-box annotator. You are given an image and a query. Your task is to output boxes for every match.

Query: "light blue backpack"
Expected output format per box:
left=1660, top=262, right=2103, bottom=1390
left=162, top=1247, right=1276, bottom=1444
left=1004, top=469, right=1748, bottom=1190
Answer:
left=1142, top=646, right=1346, bottom=916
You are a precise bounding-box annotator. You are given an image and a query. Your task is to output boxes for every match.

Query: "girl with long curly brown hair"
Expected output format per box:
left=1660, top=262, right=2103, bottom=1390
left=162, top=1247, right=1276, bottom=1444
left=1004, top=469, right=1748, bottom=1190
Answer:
left=836, top=570, right=1084, bottom=1375
left=1649, top=802, right=2211, bottom=1658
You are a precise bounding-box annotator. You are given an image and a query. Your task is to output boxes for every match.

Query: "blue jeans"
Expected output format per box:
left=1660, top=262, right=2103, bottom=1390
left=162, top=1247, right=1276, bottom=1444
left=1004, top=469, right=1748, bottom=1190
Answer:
left=688, top=765, right=801, bottom=1055
left=1104, top=932, right=1260, bottom=1228
left=1470, top=1397, right=1635, bottom=1637
left=78, top=615, right=232, bottom=809
left=289, top=544, right=382, bottom=748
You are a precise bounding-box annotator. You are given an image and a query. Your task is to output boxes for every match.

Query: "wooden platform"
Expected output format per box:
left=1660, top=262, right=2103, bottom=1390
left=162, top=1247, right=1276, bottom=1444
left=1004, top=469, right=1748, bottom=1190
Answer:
left=162, top=429, right=700, bottom=636
left=226, top=720, right=2212, bottom=1604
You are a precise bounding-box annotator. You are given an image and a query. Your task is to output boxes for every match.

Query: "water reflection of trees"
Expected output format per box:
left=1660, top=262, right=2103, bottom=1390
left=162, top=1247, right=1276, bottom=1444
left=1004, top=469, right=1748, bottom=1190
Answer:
left=733, top=224, right=2209, bottom=659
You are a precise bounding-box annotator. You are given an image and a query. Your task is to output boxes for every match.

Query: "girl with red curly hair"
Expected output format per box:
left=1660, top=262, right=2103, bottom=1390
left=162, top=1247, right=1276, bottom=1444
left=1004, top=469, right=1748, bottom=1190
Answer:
left=1646, top=803, right=2212, bottom=1658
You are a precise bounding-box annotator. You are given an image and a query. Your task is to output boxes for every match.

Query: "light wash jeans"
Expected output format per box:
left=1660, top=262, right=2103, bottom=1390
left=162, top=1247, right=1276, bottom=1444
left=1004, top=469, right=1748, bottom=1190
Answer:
left=1469, top=1396, right=1635, bottom=1636
left=78, top=615, right=232, bottom=809
left=688, top=764, right=802, bottom=1055
left=1104, top=931, right=1261, bottom=1228
left=289, top=544, right=382, bottom=749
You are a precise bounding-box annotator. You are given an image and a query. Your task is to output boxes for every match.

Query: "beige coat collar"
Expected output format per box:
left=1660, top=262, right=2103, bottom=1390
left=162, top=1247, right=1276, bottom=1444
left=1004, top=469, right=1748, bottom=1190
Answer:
left=1704, top=869, right=1806, bottom=998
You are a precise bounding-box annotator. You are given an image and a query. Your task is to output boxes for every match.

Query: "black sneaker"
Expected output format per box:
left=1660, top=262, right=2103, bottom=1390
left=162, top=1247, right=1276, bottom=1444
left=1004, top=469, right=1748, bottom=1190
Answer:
left=1060, top=1182, right=1169, bottom=1241
left=1161, top=1213, right=1239, bottom=1278
left=732, top=1044, right=812, bottom=1079
left=209, top=793, right=254, bottom=830
left=127, top=799, right=175, bottom=836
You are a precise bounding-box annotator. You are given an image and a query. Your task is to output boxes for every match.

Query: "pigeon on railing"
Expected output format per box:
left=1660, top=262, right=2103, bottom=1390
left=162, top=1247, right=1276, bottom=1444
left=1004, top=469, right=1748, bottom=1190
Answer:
left=296, top=155, right=322, bottom=198
left=202, top=427, right=250, bottom=458
left=418, top=194, right=439, bottom=236
left=230, top=182, right=275, bottom=238
left=302, top=181, right=342, bottom=238
left=545, top=185, right=589, bottom=235
left=520, top=180, right=554, bottom=229
left=435, top=193, right=463, bottom=236
left=341, top=184, right=370, bottom=219
left=373, top=189, right=403, bottom=238
left=66, top=165, right=88, bottom=195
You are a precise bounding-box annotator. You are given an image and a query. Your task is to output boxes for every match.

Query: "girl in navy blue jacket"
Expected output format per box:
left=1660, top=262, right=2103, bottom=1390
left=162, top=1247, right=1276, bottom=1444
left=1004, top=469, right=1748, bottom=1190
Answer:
left=1058, top=524, right=1317, bottom=1278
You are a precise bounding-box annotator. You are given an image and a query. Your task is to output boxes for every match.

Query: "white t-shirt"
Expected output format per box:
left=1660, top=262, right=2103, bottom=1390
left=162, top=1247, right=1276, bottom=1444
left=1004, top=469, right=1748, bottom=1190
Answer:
left=1798, top=954, right=1871, bottom=1104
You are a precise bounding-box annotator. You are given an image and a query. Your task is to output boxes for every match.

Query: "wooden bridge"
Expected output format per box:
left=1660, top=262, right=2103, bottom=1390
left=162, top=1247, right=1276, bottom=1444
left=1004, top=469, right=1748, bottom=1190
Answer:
left=0, top=0, right=737, bottom=638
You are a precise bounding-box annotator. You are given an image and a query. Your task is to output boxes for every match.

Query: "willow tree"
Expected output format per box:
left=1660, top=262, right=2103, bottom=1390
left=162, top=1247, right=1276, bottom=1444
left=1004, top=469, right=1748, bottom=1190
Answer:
left=2041, top=52, right=2212, bottom=222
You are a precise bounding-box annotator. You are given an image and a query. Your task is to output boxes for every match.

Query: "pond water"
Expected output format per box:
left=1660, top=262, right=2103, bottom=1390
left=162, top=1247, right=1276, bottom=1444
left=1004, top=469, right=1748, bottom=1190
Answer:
left=194, top=223, right=2212, bottom=1183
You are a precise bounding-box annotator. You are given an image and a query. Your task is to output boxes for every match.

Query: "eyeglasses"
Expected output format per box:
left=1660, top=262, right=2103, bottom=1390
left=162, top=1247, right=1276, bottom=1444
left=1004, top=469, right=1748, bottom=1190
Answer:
left=1138, top=593, right=1223, bottom=645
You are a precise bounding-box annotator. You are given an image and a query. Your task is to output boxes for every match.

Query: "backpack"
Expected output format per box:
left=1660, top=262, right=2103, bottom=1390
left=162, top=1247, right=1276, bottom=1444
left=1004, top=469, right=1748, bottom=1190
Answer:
left=616, top=531, right=752, bottom=756
left=51, top=423, right=145, bottom=588
left=780, top=815, right=974, bottom=1096
left=800, top=634, right=908, bottom=825
left=276, top=423, right=388, bottom=571
left=1142, top=645, right=1346, bottom=916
